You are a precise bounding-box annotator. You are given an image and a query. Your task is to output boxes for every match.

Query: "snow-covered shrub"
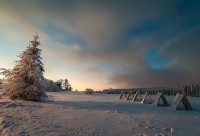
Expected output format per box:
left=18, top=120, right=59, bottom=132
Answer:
left=74, top=89, right=78, bottom=92
left=52, top=83, right=63, bottom=91
left=44, top=79, right=61, bottom=92
left=44, top=79, right=54, bottom=92
left=0, top=34, right=47, bottom=101
left=84, top=88, right=94, bottom=94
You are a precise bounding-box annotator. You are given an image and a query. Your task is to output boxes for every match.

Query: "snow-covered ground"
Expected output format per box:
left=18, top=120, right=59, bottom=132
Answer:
left=0, top=91, right=200, bottom=136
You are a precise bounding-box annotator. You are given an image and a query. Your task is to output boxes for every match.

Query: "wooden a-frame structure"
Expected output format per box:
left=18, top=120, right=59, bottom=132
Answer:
left=141, top=92, right=154, bottom=104
left=171, top=93, right=192, bottom=111
left=153, top=92, right=169, bottom=106
left=132, top=91, right=142, bottom=102
left=126, top=91, right=135, bottom=100
left=119, top=91, right=127, bottom=99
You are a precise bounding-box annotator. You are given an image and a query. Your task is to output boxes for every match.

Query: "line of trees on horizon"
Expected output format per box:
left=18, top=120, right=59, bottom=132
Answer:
left=102, top=85, right=200, bottom=97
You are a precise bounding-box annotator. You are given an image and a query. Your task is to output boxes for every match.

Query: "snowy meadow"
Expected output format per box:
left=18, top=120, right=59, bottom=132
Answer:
left=0, top=91, right=200, bottom=136
left=0, top=0, right=200, bottom=135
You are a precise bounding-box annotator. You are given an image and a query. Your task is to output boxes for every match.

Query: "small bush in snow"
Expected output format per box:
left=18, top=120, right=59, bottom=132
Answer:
left=84, top=88, right=94, bottom=94
left=44, top=79, right=61, bottom=92
left=0, top=34, right=47, bottom=101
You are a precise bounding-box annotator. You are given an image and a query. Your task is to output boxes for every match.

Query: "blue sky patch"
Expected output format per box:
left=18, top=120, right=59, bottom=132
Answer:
left=145, top=47, right=171, bottom=69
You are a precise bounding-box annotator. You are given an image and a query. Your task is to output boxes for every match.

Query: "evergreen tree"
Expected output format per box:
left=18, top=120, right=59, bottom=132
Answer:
left=0, top=34, right=47, bottom=101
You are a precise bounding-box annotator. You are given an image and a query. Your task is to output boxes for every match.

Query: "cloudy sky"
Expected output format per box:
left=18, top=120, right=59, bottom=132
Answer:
left=0, top=0, right=199, bottom=90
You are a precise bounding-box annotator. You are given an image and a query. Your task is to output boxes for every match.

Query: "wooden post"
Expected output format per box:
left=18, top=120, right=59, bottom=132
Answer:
left=141, top=92, right=153, bottom=104
left=182, top=95, right=192, bottom=110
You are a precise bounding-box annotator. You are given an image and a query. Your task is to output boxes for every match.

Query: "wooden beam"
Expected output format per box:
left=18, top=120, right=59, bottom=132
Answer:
left=141, top=92, right=153, bottom=104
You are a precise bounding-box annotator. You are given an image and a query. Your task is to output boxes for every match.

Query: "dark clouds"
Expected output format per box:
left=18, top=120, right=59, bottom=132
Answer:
left=1, top=0, right=200, bottom=89
left=107, top=28, right=200, bottom=88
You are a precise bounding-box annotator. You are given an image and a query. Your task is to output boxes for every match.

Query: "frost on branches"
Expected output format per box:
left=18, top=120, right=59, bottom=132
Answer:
left=0, top=34, right=47, bottom=101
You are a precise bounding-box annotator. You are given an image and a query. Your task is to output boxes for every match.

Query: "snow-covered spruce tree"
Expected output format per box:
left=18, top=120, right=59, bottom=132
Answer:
left=0, top=34, right=47, bottom=101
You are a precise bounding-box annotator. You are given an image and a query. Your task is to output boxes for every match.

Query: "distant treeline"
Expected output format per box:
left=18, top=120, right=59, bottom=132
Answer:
left=101, top=85, right=200, bottom=97
left=183, top=85, right=200, bottom=97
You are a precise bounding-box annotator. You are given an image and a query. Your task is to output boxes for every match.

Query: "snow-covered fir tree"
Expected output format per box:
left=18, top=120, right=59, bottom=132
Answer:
left=0, top=34, right=47, bottom=101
